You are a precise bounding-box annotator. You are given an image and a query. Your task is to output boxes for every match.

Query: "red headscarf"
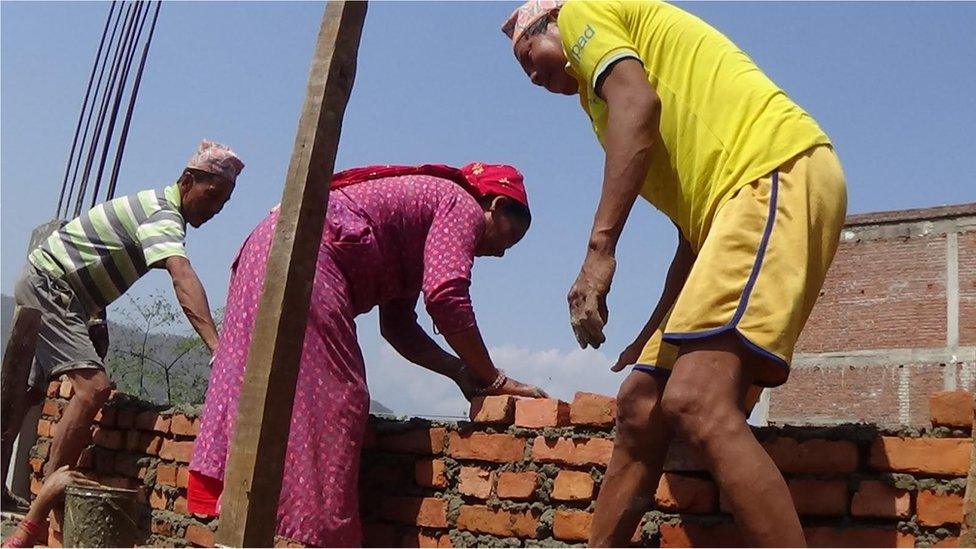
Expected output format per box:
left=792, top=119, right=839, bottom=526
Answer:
left=329, top=162, right=529, bottom=209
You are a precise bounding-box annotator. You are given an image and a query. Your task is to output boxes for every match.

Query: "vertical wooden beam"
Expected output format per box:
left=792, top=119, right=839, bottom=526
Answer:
left=215, top=2, right=367, bottom=546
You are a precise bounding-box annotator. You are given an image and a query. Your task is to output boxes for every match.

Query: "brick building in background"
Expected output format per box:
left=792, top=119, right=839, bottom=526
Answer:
left=758, top=203, right=976, bottom=426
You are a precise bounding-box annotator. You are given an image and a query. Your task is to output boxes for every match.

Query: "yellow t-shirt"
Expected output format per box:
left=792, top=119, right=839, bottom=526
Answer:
left=558, top=0, right=831, bottom=251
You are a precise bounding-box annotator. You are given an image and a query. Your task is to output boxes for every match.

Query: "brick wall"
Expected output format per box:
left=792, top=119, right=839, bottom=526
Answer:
left=767, top=204, right=976, bottom=426
left=29, top=385, right=973, bottom=547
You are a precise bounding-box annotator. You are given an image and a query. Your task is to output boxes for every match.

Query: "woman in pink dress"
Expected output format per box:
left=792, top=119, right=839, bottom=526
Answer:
left=188, top=162, right=546, bottom=546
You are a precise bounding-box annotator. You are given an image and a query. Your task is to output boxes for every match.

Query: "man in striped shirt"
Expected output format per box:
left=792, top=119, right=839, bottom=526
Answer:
left=2, top=140, right=243, bottom=498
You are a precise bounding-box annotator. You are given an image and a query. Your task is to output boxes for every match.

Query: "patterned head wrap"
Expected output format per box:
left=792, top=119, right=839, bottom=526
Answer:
left=501, top=0, right=564, bottom=46
left=186, top=140, right=244, bottom=184
left=330, top=163, right=529, bottom=210
left=460, top=162, right=529, bottom=209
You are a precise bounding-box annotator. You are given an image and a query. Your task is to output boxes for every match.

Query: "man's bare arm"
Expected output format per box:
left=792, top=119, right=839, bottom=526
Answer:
left=568, top=58, right=662, bottom=348
left=164, top=256, right=219, bottom=354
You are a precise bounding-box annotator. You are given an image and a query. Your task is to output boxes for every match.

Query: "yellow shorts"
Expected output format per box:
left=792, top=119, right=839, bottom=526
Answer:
left=634, top=145, right=847, bottom=405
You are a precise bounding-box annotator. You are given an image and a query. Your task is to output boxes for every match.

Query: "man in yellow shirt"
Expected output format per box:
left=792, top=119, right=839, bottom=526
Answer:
left=503, top=1, right=847, bottom=546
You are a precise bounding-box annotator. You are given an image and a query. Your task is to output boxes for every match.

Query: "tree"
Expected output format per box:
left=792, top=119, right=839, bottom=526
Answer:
left=104, top=293, right=218, bottom=405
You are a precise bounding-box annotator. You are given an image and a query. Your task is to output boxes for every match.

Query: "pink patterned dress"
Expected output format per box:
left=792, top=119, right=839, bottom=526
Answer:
left=191, top=176, right=484, bottom=546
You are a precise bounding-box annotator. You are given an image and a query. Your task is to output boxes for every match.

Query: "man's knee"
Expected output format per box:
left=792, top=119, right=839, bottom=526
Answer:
left=615, top=372, right=666, bottom=448
left=69, top=370, right=111, bottom=408
left=661, top=372, right=741, bottom=446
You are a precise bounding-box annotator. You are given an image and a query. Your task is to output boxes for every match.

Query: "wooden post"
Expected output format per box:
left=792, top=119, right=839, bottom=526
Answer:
left=960, top=392, right=976, bottom=546
left=1, top=308, right=42, bottom=444
left=215, top=2, right=366, bottom=546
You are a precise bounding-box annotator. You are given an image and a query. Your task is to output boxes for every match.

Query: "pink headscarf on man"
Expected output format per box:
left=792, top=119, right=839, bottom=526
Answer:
left=501, top=0, right=564, bottom=46
left=186, top=140, right=245, bottom=184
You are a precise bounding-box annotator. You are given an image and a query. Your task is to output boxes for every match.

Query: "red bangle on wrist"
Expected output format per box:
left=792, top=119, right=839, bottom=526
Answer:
left=19, top=519, right=43, bottom=537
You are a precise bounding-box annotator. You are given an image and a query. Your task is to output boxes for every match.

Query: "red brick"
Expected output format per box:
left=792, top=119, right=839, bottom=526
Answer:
left=171, top=414, right=201, bottom=437
left=456, top=505, right=538, bottom=538
left=379, top=496, right=448, bottom=528
left=92, top=427, right=124, bottom=450
left=29, top=457, right=44, bottom=474
left=115, top=454, right=142, bottom=478
left=160, top=439, right=195, bottom=463
left=552, top=509, right=591, bottom=542
left=95, top=407, right=117, bottom=427
left=660, top=522, right=745, bottom=548
left=59, top=379, right=74, bottom=399
left=177, top=466, right=189, bottom=488
left=552, top=470, right=594, bottom=501
left=918, top=490, right=964, bottom=526
left=654, top=473, right=718, bottom=513
left=459, top=466, right=494, bottom=499
left=152, top=414, right=173, bottom=433
left=400, top=529, right=452, bottom=548
left=116, top=409, right=136, bottom=429
left=496, top=471, right=537, bottom=500
left=362, top=522, right=397, bottom=548
left=869, top=436, right=971, bottom=475
left=122, top=431, right=142, bottom=453
left=804, top=527, right=914, bottom=548
left=149, top=488, right=168, bottom=510
left=570, top=392, right=616, bottom=428
left=762, top=438, right=858, bottom=474
left=515, top=398, right=570, bottom=428
left=42, top=399, right=62, bottom=419
left=362, top=459, right=415, bottom=492
left=93, top=449, right=115, bottom=475
left=448, top=432, right=525, bottom=462
left=531, top=436, right=613, bottom=466
left=46, top=381, right=61, bottom=398
left=468, top=395, right=516, bottom=424
left=930, top=391, right=973, bottom=428
left=136, top=433, right=164, bottom=456
left=157, top=464, right=178, bottom=486
left=788, top=479, right=848, bottom=516
left=37, top=419, right=52, bottom=437
left=98, top=475, right=138, bottom=491
left=186, top=522, right=215, bottom=547
left=376, top=427, right=446, bottom=455
left=173, top=495, right=188, bottom=515
left=932, top=537, right=960, bottom=548
left=851, top=481, right=911, bottom=518
left=134, top=410, right=160, bottom=431
left=415, top=459, right=448, bottom=489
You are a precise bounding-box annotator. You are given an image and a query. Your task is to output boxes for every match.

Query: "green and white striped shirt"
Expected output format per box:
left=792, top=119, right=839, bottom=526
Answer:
left=29, top=184, right=188, bottom=314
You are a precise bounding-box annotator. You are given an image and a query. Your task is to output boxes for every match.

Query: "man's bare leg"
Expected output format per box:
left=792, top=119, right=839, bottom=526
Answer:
left=43, top=369, right=111, bottom=477
left=590, top=371, right=673, bottom=547
left=661, top=333, right=804, bottom=547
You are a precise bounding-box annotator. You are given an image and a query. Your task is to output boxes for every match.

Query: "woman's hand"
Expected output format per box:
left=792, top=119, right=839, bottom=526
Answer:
left=490, top=376, right=548, bottom=399
left=33, top=466, right=98, bottom=513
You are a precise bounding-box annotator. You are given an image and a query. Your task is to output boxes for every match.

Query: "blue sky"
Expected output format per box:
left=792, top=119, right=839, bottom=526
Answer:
left=3, top=2, right=974, bottom=417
